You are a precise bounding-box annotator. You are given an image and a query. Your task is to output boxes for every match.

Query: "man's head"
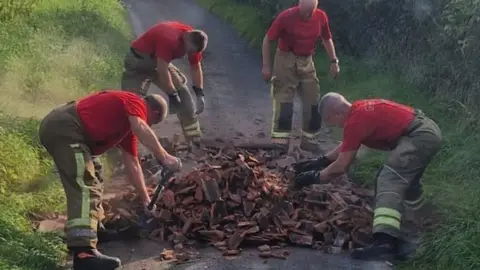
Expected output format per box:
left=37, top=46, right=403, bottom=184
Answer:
left=318, top=92, right=351, bottom=128
left=298, top=0, right=318, bottom=20
left=184, top=30, right=208, bottom=54
left=144, top=94, right=168, bottom=126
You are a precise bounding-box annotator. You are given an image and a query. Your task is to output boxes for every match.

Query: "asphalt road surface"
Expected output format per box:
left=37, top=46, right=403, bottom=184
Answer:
left=99, top=0, right=392, bottom=269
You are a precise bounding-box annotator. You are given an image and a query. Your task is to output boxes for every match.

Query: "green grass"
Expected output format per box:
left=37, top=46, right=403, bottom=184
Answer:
left=196, top=0, right=480, bottom=269
left=0, top=0, right=131, bottom=269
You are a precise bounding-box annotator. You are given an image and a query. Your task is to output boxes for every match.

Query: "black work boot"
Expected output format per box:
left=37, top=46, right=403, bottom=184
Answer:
left=97, top=222, right=121, bottom=243
left=351, top=233, right=398, bottom=261
left=72, top=247, right=121, bottom=270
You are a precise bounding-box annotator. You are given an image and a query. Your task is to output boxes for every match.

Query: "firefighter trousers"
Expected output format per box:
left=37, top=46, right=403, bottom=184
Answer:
left=39, top=102, right=104, bottom=249
left=120, top=48, right=201, bottom=139
left=373, top=110, right=442, bottom=238
left=270, top=50, right=322, bottom=140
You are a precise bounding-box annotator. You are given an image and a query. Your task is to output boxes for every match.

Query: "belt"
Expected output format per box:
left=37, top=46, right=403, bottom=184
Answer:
left=403, top=108, right=426, bottom=136
left=64, top=100, right=78, bottom=113
left=62, top=100, right=97, bottom=150
left=130, top=47, right=155, bottom=59
left=277, top=49, right=312, bottom=58
left=413, top=108, right=424, bottom=116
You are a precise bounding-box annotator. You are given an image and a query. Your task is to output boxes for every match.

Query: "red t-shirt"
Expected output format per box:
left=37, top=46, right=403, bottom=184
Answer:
left=267, top=6, right=332, bottom=56
left=76, top=90, right=148, bottom=156
left=131, top=21, right=202, bottom=66
left=340, top=99, right=415, bottom=152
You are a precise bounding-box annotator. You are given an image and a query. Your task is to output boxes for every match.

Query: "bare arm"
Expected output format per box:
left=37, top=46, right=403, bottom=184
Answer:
left=128, top=116, right=168, bottom=162
left=320, top=150, right=357, bottom=181
left=190, top=63, right=204, bottom=89
left=262, top=35, right=273, bottom=69
left=325, top=144, right=342, bottom=161
left=322, top=39, right=338, bottom=61
left=157, top=58, right=177, bottom=94
left=121, top=149, right=150, bottom=204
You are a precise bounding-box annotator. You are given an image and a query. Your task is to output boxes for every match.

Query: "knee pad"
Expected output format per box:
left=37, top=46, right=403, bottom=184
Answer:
left=278, top=102, right=294, bottom=131
left=308, top=104, right=322, bottom=132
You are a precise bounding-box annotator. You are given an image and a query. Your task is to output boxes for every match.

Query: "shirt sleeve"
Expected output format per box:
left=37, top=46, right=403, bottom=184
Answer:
left=119, top=132, right=138, bottom=157
left=320, top=12, right=332, bottom=40
left=340, top=114, right=373, bottom=152
left=188, top=52, right=202, bottom=66
left=124, top=96, right=148, bottom=121
left=267, top=12, right=285, bottom=41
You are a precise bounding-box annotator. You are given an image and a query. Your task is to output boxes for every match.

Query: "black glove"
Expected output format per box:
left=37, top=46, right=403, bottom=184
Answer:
left=168, top=92, right=181, bottom=114
left=292, top=170, right=322, bottom=189
left=292, top=155, right=333, bottom=173
left=192, top=86, right=205, bottom=114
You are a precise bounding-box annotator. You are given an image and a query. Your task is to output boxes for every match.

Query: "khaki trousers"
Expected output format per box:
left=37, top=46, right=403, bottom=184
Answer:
left=270, top=50, right=322, bottom=140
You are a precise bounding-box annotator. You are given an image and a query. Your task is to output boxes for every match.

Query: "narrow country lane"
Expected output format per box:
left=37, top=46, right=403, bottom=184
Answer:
left=98, top=0, right=392, bottom=269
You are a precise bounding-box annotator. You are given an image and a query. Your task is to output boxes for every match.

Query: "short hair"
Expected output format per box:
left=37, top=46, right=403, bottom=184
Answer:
left=318, top=92, right=346, bottom=117
left=144, top=94, right=168, bottom=122
left=188, top=30, right=208, bottom=52
left=299, top=0, right=318, bottom=8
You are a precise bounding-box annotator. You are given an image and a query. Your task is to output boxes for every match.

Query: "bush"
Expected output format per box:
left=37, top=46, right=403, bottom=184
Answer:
left=234, top=0, right=480, bottom=111
left=197, top=0, right=480, bottom=269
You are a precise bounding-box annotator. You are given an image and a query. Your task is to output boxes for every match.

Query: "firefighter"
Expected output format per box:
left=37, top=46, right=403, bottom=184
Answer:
left=39, top=90, right=182, bottom=270
left=261, top=0, right=340, bottom=153
left=292, top=92, right=442, bottom=261
left=121, top=20, right=208, bottom=143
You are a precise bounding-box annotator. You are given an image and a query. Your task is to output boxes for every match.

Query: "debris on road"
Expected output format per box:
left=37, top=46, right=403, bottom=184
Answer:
left=102, top=140, right=375, bottom=259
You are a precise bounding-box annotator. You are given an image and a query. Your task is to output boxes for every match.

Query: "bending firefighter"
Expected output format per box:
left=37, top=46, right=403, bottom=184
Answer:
left=121, top=20, right=208, bottom=143
left=39, top=90, right=182, bottom=270
left=292, top=93, right=442, bottom=261
left=261, top=0, right=340, bottom=153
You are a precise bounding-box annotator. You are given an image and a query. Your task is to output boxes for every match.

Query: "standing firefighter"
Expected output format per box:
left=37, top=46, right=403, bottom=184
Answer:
left=261, top=0, right=340, bottom=152
left=121, top=21, right=208, bottom=143
left=39, top=90, right=182, bottom=270
left=291, top=93, right=442, bottom=261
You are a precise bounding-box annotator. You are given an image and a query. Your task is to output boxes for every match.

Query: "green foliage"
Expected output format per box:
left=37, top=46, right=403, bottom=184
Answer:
left=0, top=184, right=67, bottom=270
left=0, top=0, right=38, bottom=22
left=0, top=0, right=131, bottom=268
left=0, top=0, right=131, bottom=118
left=231, top=0, right=480, bottom=111
left=197, top=0, right=480, bottom=269
left=0, top=127, right=41, bottom=193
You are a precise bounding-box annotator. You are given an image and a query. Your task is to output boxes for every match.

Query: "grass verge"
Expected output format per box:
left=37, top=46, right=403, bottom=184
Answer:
left=0, top=0, right=131, bottom=269
left=196, top=0, right=480, bottom=269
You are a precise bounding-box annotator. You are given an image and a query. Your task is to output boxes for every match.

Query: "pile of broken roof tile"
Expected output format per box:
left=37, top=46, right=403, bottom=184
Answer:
left=103, top=144, right=375, bottom=261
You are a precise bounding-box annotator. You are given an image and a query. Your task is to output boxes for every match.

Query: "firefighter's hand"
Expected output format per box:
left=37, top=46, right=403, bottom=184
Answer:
left=261, top=66, right=272, bottom=82
left=330, top=62, right=340, bottom=79
left=292, top=170, right=322, bottom=189
left=168, top=93, right=181, bottom=114
left=193, top=86, right=205, bottom=114
left=143, top=198, right=157, bottom=217
left=162, top=154, right=182, bottom=172
left=292, top=155, right=333, bottom=173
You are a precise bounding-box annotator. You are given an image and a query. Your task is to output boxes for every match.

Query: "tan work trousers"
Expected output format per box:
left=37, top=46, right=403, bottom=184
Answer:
left=373, top=110, right=442, bottom=238
left=39, top=102, right=103, bottom=249
left=120, top=48, right=201, bottom=139
left=270, top=50, right=322, bottom=140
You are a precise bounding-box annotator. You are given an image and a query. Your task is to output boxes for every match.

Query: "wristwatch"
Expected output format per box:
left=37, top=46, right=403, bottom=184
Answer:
left=331, top=58, right=339, bottom=64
